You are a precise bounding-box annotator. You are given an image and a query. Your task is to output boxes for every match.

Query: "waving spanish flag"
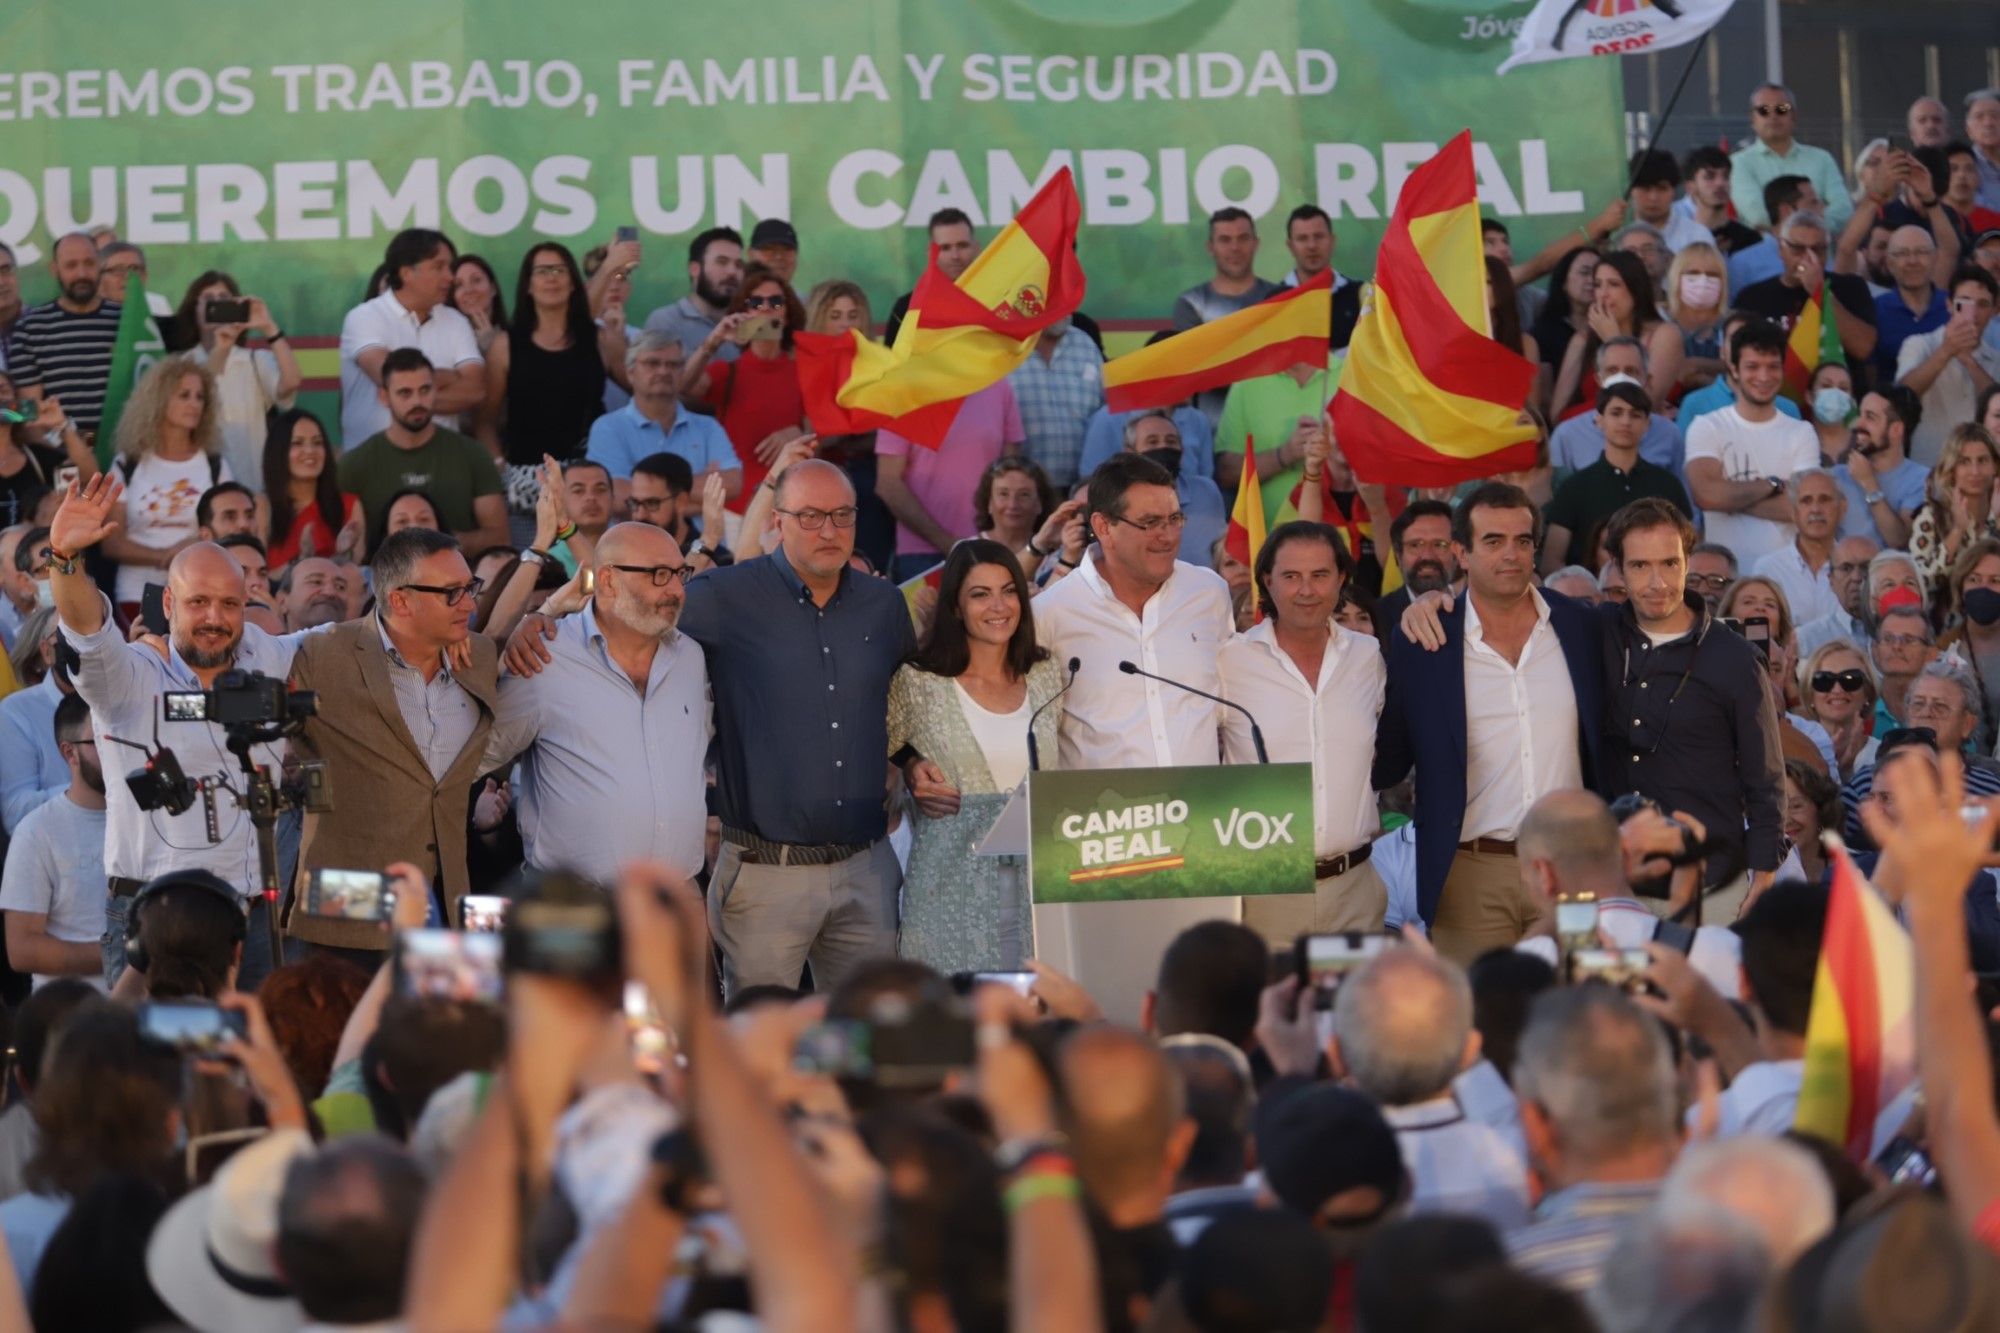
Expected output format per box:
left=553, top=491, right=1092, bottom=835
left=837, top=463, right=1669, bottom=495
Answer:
left=796, top=170, right=1085, bottom=447
left=1794, top=839, right=1916, bottom=1159
left=1331, top=132, right=1538, bottom=486
left=1103, top=272, right=1332, bottom=413
left=1784, top=282, right=1844, bottom=407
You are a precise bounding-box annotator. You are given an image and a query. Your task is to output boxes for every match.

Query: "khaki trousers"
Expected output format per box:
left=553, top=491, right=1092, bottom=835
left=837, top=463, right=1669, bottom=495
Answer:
left=1239, top=861, right=1390, bottom=946
left=1429, top=849, right=1544, bottom=967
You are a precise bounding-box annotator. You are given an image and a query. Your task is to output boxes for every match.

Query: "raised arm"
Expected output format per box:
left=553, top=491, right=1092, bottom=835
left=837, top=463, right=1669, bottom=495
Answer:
left=46, top=475, right=124, bottom=637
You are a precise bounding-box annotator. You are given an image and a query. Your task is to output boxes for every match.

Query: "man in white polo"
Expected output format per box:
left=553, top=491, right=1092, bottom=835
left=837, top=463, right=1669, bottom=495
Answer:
left=337, top=228, right=486, bottom=448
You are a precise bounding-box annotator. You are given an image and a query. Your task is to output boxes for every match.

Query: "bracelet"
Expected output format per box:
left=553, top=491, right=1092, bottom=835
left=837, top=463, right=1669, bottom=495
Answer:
left=1303, top=468, right=1324, bottom=482
left=1003, top=1173, right=1082, bottom=1214
left=1025, top=538, right=1047, bottom=559
left=267, top=329, right=287, bottom=342
left=1058, top=553, right=1080, bottom=569
left=554, top=522, right=578, bottom=543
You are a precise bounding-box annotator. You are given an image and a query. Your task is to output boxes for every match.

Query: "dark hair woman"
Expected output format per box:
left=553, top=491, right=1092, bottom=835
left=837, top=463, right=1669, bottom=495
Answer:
left=262, top=408, right=362, bottom=570
left=887, top=539, right=1061, bottom=972
left=494, top=242, right=606, bottom=468
left=1550, top=248, right=1684, bottom=418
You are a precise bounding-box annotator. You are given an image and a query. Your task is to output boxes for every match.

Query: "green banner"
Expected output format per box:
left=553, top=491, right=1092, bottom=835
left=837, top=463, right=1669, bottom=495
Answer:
left=1029, top=763, right=1313, bottom=904
left=0, top=1, right=1622, bottom=341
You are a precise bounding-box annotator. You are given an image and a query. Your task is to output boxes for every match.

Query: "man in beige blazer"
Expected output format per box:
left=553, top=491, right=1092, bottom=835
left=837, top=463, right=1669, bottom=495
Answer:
left=286, top=527, right=498, bottom=954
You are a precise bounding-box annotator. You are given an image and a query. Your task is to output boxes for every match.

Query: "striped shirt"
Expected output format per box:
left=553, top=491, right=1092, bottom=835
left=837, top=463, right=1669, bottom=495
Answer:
left=1007, top=331, right=1104, bottom=490
left=1842, top=754, right=2000, bottom=847
left=4, top=301, right=123, bottom=433
left=1507, top=1179, right=1660, bottom=1293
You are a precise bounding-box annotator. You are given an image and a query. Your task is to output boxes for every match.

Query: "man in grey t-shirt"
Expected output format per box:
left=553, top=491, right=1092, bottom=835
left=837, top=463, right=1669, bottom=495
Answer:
left=1172, top=207, right=1282, bottom=422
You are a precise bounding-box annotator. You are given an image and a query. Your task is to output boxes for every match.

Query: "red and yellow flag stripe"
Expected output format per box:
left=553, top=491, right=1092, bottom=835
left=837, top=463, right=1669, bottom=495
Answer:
left=1103, top=272, right=1333, bottom=413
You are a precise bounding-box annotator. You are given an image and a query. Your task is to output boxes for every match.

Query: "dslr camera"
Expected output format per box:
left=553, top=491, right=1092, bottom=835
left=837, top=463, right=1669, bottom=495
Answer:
left=1609, top=792, right=1728, bottom=898
left=164, top=669, right=317, bottom=730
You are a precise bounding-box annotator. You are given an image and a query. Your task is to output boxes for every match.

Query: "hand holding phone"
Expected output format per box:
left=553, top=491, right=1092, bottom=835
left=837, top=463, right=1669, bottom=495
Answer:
left=305, top=868, right=392, bottom=922
left=394, top=928, right=504, bottom=1003
left=138, top=1000, right=249, bottom=1054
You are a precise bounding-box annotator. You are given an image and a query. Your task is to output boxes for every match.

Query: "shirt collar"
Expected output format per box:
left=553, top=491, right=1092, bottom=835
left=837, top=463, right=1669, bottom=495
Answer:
left=1537, top=1178, right=1661, bottom=1219
left=1243, top=617, right=1343, bottom=678
left=769, top=545, right=846, bottom=607
left=376, top=614, right=450, bottom=679
left=1076, top=545, right=1179, bottom=611
left=1382, top=1095, right=1465, bottom=1131
left=1464, top=588, right=1550, bottom=644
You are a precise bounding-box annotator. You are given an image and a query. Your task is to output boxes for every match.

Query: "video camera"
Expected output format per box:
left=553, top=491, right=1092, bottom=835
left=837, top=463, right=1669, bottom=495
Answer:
left=1609, top=792, right=1733, bottom=898
left=163, top=669, right=317, bottom=730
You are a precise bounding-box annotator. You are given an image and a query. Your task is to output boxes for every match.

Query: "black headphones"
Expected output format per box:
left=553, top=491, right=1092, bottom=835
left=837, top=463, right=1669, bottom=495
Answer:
left=122, top=870, right=246, bottom=977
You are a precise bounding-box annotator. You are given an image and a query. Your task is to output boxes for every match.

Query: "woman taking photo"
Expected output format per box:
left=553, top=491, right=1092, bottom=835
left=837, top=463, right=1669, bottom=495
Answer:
left=682, top=263, right=809, bottom=510
left=1797, top=639, right=1880, bottom=780
left=1550, top=249, right=1683, bottom=419
left=1909, top=423, right=2000, bottom=593
left=887, top=539, right=1064, bottom=971
left=1664, top=242, right=1728, bottom=392
left=262, top=408, right=362, bottom=572
left=101, top=355, right=230, bottom=619
left=489, top=244, right=611, bottom=535
left=176, top=271, right=300, bottom=489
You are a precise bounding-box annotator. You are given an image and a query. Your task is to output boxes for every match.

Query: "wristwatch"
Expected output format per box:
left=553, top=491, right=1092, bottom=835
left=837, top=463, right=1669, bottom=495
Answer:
left=519, top=548, right=552, bottom=566
left=1766, top=476, right=1784, bottom=497
left=1864, top=490, right=1886, bottom=506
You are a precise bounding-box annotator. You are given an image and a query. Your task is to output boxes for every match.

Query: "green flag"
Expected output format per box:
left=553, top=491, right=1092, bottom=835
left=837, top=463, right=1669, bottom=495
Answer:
left=95, top=276, right=154, bottom=467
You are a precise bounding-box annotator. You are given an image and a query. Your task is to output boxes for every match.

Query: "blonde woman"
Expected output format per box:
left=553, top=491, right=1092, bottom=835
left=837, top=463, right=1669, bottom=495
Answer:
left=1719, top=573, right=1801, bottom=707
left=1665, top=242, right=1729, bottom=391
left=102, top=354, right=232, bottom=619
left=1797, top=638, right=1879, bottom=779
left=1909, top=423, right=2000, bottom=592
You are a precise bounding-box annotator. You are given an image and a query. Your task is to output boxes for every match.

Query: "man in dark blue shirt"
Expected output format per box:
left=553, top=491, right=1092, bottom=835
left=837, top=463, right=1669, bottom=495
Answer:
left=677, top=458, right=915, bottom=994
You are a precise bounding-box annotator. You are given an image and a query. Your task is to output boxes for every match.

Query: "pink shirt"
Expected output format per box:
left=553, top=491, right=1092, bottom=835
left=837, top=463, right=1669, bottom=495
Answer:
left=876, top=381, right=1024, bottom=556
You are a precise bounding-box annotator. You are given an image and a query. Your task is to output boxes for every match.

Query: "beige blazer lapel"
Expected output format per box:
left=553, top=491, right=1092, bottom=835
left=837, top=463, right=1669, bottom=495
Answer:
left=353, top=627, right=433, bottom=780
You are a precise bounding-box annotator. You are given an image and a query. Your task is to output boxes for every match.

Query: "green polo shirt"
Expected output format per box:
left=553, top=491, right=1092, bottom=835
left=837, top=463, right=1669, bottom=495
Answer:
left=1216, top=358, right=1343, bottom=523
left=1545, top=455, right=1692, bottom=571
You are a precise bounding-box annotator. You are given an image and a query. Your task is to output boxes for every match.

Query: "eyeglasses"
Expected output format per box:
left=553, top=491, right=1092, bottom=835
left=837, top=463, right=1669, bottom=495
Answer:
left=1877, top=631, right=1932, bottom=649
left=1685, top=572, right=1733, bottom=592
left=531, top=264, right=567, bottom=278
left=775, top=506, right=859, bottom=530
left=744, top=295, right=786, bottom=310
left=1401, top=538, right=1455, bottom=554
left=1754, top=102, right=1794, bottom=117
left=400, top=578, right=486, bottom=607
left=1811, top=669, right=1870, bottom=694
left=629, top=496, right=671, bottom=512
left=609, top=563, right=693, bottom=586
left=1603, top=586, right=1630, bottom=602
left=1109, top=511, right=1188, bottom=534
left=102, top=262, right=143, bottom=277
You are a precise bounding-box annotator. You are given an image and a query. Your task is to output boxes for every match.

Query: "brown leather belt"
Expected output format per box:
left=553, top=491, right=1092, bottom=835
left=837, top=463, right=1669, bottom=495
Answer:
left=721, top=827, right=872, bottom=867
left=108, top=876, right=149, bottom=899
left=1314, top=843, right=1374, bottom=880
left=1456, top=837, right=1519, bottom=856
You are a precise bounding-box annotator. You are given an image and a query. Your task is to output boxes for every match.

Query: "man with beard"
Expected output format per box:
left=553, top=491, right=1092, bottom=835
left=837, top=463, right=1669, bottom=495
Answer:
left=338, top=349, right=509, bottom=558
left=3, top=233, right=123, bottom=435
left=551, top=458, right=617, bottom=575
left=1832, top=385, right=1926, bottom=547
left=642, top=225, right=744, bottom=361
left=1371, top=500, right=1458, bottom=647
left=483, top=522, right=709, bottom=885
left=45, top=476, right=319, bottom=988
left=277, top=557, right=349, bottom=632
left=0, top=694, right=108, bottom=987
left=286, top=527, right=498, bottom=954
left=338, top=228, right=485, bottom=448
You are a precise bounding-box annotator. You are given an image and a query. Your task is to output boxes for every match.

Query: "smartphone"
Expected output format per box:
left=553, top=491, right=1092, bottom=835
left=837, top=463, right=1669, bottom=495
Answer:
left=793, top=1009, right=975, bottom=1088
left=971, top=970, right=1036, bottom=997
left=204, top=296, right=251, bottom=325
left=137, top=1000, right=248, bottom=1054
left=0, top=406, right=30, bottom=426
left=503, top=896, right=620, bottom=983
left=1740, top=615, right=1770, bottom=646
left=625, top=980, right=671, bottom=1070
left=1555, top=896, right=1600, bottom=939
left=460, top=894, right=508, bottom=933
left=394, top=928, right=504, bottom=1004
left=140, top=583, right=169, bottom=636
left=53, top=465, right=78, bottom=491
left=733, top=313, right=783, bottom=345
left=305, top=868, right=390, bottom=921
left=1571, top=947, right=1652, bottom=993
left=1875, top=1135, right=1938, bottom=1188
left=1295, top=932, right=1394, bottom=1008
left=616, top=225, right=639, bottom=244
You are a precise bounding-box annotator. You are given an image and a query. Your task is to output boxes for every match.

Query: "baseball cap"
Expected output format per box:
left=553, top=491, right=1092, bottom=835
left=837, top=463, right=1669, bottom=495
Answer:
left=749, top=218, right=799, bottom=250
left=1253, top=1081, right=1405, bottom=1219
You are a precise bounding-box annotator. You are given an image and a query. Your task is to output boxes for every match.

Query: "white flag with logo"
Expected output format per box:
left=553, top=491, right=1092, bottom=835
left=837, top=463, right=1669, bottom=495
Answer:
left=1498, top=0, right=1740, bottom=75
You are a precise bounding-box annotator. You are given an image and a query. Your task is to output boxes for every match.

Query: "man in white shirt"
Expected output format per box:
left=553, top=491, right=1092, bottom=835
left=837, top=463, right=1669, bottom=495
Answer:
left=1896, top=266, right=2000, bottom=464
left=1219, top=520, right=1385, bottom=937
left=1684, top=320, right=1821, bottom=567
left=1752, top=468, right=1847, bottom=626
left=0, top=694, right=105, bottom=989
left=1330, top=948, right=1530, bottom=1231
left=337, top=228, right=487, bottom=448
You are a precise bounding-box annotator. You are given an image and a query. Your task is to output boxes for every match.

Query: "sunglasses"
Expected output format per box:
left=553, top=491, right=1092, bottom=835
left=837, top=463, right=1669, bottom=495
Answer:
left=744, top=295, right=786, bottom=310
left=1754, top=102, right=1793, bottom=117
left=1811, top=669, right=1869, bottom=694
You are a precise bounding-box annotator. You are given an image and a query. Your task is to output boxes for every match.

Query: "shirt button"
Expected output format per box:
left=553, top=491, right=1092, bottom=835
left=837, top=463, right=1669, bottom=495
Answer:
left=836, top=799, right=844, bottom=806
left=835, top=760, right=843, bottom=768
left=828, top=684, right=835, bottom=691
left=822, top=647, right=830, bottom=654
left=1640, top=682, right=1649, bottom=689
left=831, top=721, right=839, bottom=729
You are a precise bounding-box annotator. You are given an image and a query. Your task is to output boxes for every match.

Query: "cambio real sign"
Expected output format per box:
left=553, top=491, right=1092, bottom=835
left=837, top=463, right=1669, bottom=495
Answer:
left=0, top=0, right=1612, bottom=332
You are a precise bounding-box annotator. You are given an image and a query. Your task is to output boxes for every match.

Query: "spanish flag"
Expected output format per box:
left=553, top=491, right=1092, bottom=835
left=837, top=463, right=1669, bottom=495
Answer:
left=1794, top=838, right=1916, bottom=1159
left=1103, top=272, right=1333, bottom=413
left=1225, top=436, right=1267, bottom=588
left=1330, top=132, right=1539, bottom=486
left=796, top=170, right=1084, bottom=447
left=1784, top=282, right=1844, bottom=407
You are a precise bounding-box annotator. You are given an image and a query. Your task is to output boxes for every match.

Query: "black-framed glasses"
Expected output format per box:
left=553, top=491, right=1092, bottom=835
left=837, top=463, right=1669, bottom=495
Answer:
left=1685, top=572, right=1733, bottom=592
left=609, top=563, right=693, bottom=586
left=1811, top=669, right=1869, bottom=694
left=400, top=577, right=486, bottom=607
left=775, top=506, right=858, bottom=530
left=744, top=295, right=786, bottom=310
left=1109, top=511, right=1188, bottom=534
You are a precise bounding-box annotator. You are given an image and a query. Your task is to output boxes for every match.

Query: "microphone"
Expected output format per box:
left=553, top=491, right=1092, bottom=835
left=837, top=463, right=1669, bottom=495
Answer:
left=1118, top=659, right=1269, bottom=764
left=1027, top=657, right=1080, bottom=772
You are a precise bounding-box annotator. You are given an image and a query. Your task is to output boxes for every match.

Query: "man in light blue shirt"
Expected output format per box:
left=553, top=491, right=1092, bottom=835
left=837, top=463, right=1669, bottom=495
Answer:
left=1008, top=322, right=1104, bottom=491
left=1547, top=338, right=1684, bottom=477
left=1730, top=86, right=1853, bottom=230
left=486, top=524, right=710, bottom=885
left=1832, top=387, right=1927, bottom=546
left=0, top=666, right=66, bottom=835
left=585, top=331, right=740, bottom=510
left=1077, top=403, right=1215, bottom=482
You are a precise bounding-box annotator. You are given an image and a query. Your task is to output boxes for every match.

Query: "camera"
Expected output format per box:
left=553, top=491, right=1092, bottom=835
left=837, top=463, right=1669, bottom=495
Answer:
left=500, top=869, right=621, bottom=992
left=1610, top=793, right=1728, bottom=898
left=164, top=670, right=317, bottom=730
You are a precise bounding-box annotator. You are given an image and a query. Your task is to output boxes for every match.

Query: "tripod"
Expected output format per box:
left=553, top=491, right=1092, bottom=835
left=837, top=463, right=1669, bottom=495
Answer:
left=223, top=719, right=324, bottom=968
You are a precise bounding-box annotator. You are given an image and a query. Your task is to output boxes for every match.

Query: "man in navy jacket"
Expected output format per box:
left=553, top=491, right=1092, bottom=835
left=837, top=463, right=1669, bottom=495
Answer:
left=1375, top=483, right=1605, bottom=964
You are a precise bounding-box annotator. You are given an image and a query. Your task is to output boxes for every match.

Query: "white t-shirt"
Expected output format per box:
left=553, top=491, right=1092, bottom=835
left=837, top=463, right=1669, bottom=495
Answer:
left=1683, top=406, right=1819, bottom=568
left=337, top=289, right=483, bottom=449
left=191, top=344, right=291, bottom=492
left=114, top=451, right=231, bottom=604
left=0, top=793, right=107, bottom=990
left=955, top=682, right=1031, bottom=792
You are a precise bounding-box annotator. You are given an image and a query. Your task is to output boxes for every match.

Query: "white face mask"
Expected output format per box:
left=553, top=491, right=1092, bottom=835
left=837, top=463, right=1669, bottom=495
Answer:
left=1679, top=273, right=1723, bottom=307
left=32, top=579, right=53, bottom=610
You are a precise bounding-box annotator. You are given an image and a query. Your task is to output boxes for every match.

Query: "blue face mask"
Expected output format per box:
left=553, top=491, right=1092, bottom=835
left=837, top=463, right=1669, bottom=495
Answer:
left=1812, top=386, right=1854, bottom=426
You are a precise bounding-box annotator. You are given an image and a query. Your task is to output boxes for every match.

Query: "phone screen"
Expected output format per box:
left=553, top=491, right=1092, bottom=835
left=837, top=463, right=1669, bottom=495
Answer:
left=972, top=970, right=1037, bottom=997
left=460, top=894, right=508, bottom=933
left=1555, top=899, right=1599, bottom=937
left=616, top=225, right=639, bottom=244
left=395, top=929, right=503, bottom=1003
left=1742, top=615, right=1771, bottom=644
left=163, top=691, right=209, bottom=723
left=1296, top=932, right=1392, bottom=993
left=306, top=869, right=389, bottom=921
left=138, top=1001, right=246, bottom=1053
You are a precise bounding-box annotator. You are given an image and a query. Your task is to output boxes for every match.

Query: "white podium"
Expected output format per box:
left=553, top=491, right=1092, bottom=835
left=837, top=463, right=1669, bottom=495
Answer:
left=976, top=784, right=1240, bottom=1026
